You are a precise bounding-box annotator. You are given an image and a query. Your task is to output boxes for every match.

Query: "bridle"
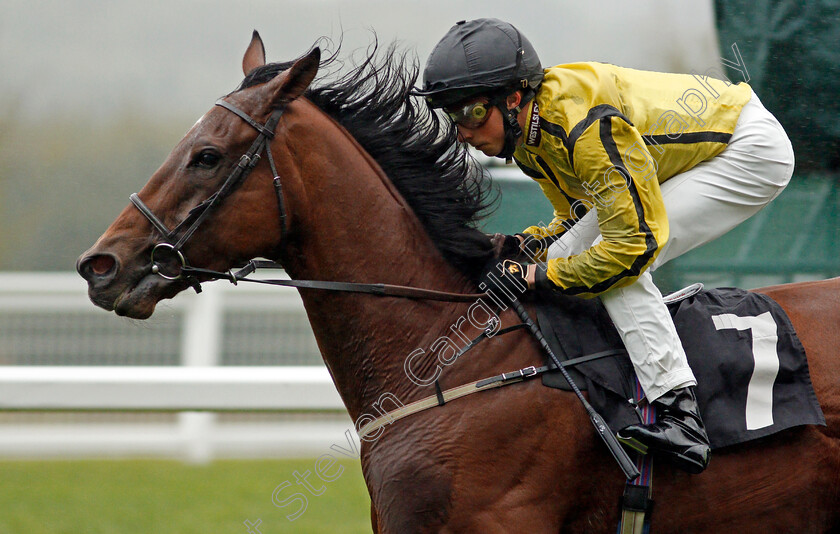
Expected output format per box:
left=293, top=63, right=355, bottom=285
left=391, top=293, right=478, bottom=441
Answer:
left=128, top=96, right=485, bottom=302
left=129, top=98, right=289, bottom=292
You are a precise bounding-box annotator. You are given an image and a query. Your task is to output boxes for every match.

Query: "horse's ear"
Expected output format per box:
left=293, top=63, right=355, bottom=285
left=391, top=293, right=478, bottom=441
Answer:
left=268, top=47, right=321, bottom=105
left=242, top=30, right=266, bottom=76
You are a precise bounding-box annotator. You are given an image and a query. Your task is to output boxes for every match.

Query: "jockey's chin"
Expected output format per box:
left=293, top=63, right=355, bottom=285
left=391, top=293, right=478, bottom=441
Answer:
left=472, top=142, right=501, bottom=158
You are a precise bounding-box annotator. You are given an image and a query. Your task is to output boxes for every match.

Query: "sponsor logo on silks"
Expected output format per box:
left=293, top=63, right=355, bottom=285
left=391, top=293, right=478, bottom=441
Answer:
left=504, top=260, right=521, bottom=274
left=526, top=101, right=541, bottom=147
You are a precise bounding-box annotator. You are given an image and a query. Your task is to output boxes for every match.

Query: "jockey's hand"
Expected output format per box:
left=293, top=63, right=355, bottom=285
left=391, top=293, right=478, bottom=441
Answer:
left=489, top=233, right=523, bottom=259
left=479, top=258, right=529, bottom=305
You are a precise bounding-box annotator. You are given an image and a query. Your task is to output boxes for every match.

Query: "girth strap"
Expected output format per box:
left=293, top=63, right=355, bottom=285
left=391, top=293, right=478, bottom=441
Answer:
left=619, top=379, right=656, bottom=534
left=356, top=348, right=625, bottom=440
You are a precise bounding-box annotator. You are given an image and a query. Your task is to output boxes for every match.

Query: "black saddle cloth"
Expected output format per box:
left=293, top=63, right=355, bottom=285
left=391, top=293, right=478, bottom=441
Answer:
left=534, top=286, right=825, bottom=449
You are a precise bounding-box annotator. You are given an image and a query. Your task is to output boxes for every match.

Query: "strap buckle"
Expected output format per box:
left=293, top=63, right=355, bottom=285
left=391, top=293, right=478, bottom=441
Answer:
left=501, top=365, right=537, bottom=383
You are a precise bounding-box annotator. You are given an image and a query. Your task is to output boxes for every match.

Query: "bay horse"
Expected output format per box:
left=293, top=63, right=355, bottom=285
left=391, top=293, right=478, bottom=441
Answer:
left=77, top=33, right=840, bottom=533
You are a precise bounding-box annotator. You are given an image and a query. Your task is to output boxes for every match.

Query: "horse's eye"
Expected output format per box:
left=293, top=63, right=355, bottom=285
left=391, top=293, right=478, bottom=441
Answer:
left=193, top=150, right=221, bottom=169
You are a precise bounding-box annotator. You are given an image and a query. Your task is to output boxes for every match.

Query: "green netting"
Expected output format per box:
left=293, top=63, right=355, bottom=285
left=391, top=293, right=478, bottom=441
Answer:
left=714, top=0, right=840, bottom=172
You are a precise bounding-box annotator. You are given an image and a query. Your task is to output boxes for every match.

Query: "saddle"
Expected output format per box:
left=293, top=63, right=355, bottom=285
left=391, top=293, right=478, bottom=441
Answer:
left=535, top=284, right=826, bottom=449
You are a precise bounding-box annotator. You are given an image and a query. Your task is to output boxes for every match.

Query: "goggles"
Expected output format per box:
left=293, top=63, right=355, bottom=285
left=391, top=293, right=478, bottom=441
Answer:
left=445, top=101, right=491, bottom=129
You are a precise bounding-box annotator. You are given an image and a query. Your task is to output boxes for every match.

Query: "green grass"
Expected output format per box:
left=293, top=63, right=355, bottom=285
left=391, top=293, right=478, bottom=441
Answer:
left=0, top=459, right=371, bottom=534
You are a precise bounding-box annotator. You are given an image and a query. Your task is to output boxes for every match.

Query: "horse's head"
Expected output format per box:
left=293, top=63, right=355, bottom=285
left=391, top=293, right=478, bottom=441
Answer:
left=77, top=33, right=319, bottom=318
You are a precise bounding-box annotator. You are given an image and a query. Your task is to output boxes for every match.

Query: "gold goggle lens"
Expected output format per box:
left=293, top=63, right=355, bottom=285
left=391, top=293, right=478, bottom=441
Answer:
left=446, top=102, right=491, bottom=128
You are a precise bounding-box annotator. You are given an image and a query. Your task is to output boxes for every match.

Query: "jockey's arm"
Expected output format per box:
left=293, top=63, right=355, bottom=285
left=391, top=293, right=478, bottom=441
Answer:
left=515, top=161, right=583, bottom=263
left=533, top=115, right=669, bottom=298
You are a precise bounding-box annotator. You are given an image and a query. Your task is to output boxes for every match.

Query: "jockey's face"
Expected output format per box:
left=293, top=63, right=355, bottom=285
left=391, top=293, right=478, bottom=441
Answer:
left=446, top=97, right=504, bottom=157
left=445, top=93, right=523, bottom=157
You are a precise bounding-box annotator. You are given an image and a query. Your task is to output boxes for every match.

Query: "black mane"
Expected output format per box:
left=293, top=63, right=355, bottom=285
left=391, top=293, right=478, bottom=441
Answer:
left=237, top=43, right=496, bottom=278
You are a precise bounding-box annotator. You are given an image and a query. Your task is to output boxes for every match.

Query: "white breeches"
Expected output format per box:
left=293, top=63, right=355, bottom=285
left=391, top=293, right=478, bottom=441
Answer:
left=546, top=91, right=795, bottom=401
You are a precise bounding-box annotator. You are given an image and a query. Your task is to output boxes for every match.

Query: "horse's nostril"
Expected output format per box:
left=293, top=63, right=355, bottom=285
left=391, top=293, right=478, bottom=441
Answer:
left=89, top=255, right=115, bottom=276
left=78, top=253, right=118, bottom=282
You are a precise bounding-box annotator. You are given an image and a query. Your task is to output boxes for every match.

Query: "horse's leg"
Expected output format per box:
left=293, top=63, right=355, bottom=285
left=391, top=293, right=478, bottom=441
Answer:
left=370, top=502, right=380, bottom=533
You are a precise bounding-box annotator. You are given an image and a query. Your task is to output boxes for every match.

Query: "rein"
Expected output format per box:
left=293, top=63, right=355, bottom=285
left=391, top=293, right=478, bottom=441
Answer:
left=183, top=260, right=488, bottom=302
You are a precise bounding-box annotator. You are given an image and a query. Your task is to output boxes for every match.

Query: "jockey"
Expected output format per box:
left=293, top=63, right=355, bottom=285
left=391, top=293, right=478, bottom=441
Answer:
left=416, top=18, right=794, bottom=474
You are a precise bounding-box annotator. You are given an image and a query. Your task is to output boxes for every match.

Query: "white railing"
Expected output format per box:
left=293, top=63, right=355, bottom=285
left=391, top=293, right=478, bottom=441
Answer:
left=0, top=366, right=342, bottom=411
left=0, top=272, right=352, bottom=462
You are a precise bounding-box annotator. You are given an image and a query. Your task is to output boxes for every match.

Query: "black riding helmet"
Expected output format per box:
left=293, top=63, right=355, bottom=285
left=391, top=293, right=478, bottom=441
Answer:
left=416, top=18, right=544, bottom=160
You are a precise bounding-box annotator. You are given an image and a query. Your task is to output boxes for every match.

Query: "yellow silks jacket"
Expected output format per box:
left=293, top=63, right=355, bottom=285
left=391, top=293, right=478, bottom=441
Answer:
left=514, top=62, right=752, bottom=298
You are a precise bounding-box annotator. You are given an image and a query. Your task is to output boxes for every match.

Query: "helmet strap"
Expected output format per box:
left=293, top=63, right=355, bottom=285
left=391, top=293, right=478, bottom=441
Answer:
left=492, top=88, right=535, bottom=163
left=497, top=110, right=520, bottom=163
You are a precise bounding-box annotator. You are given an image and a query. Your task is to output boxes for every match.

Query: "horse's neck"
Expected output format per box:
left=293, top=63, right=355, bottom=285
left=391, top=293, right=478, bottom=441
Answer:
left=280, top=115, right=475, bottom=418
